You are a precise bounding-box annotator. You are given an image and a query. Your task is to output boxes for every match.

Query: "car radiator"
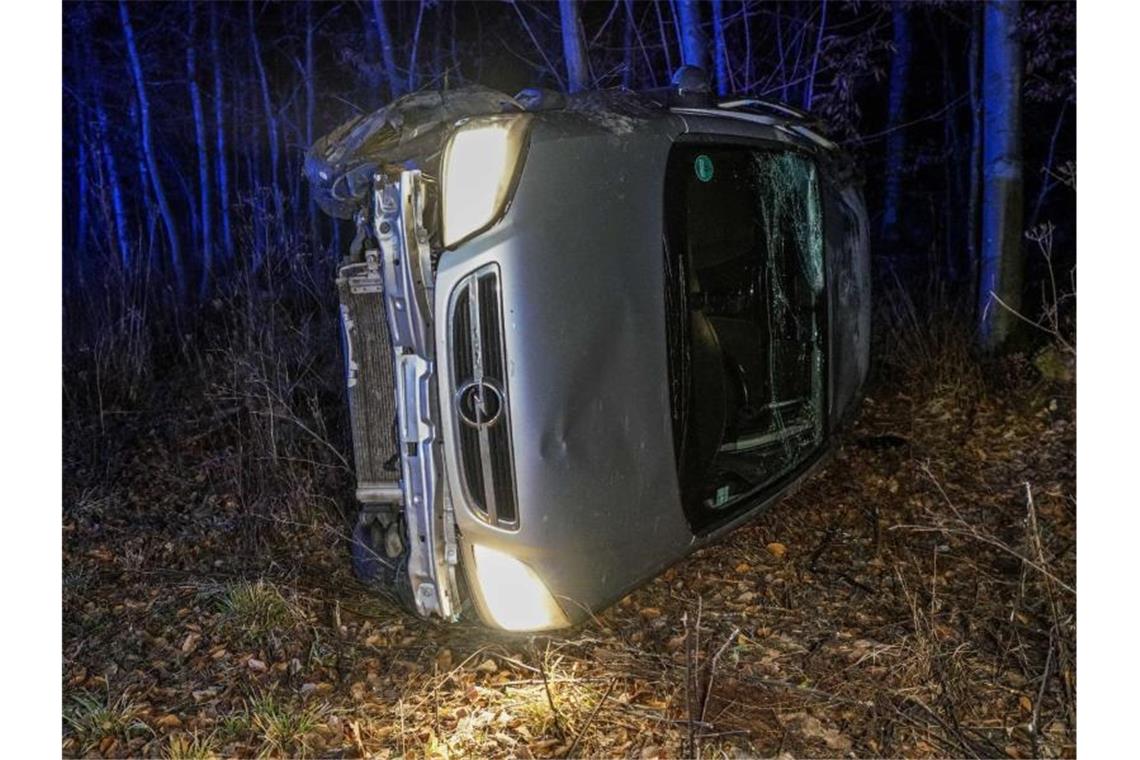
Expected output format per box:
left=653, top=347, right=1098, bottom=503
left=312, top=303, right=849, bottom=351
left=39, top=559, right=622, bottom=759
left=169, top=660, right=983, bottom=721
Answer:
left=337, top=259, right=401, bottom=503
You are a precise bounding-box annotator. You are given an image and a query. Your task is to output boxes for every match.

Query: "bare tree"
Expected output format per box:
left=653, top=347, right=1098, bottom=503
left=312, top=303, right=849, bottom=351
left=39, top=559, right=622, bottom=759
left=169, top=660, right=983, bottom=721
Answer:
left=676, top=0, right=709, bottom=72
left=372, top=0, right=403, bottom=98
left=967, top=3, right=982, bottom=299
left=95, top=102, right=130, bottom=272
left=210, top=4, right=233, bottom=263
left=559, top=0, right=590, bottom=92
left=248, top=0, right=283, bottom=239
left=120, top=0, right=184, bottom=298
left=710, top=0, right=729, bottom=95
left=881, top=3, right=912, bottom=243
left=187, top=4, right=213, bottom=296
left=977, top=0, right=1024, bottom=351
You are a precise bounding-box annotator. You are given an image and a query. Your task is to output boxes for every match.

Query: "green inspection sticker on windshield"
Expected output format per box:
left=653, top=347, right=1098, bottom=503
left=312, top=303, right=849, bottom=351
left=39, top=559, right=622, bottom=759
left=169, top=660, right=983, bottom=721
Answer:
left=694, top=153, right=714, bottom=182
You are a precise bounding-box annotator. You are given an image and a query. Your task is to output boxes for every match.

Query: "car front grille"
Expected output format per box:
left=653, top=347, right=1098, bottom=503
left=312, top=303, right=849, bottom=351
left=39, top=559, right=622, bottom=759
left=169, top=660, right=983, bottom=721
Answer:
left=450, top=266, right=518, bottom=528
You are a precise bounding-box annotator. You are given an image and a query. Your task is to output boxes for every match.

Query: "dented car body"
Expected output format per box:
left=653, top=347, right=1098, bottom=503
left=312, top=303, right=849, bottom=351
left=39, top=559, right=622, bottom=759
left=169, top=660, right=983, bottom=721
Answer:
left=306, top=80, right=870, bottom=631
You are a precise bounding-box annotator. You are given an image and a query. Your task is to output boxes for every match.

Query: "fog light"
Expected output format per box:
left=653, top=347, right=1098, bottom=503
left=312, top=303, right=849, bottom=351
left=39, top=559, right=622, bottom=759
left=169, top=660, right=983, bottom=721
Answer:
left=471, top=544, right=569, bottom=631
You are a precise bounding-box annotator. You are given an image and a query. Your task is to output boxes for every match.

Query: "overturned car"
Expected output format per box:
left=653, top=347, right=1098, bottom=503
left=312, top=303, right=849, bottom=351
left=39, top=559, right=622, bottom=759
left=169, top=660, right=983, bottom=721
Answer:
left=305, top=71, right=870, bottom=631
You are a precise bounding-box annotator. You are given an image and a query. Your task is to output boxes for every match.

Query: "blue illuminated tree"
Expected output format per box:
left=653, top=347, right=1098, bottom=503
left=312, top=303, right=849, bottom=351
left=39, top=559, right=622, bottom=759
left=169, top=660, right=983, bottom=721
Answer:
left=977, top=0, right=1025, bottom=351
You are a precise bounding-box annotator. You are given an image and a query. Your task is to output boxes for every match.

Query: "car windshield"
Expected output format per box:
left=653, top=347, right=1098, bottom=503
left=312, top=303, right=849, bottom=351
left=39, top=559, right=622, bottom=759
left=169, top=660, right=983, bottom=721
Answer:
left=665, top=144, right=827, bottom=530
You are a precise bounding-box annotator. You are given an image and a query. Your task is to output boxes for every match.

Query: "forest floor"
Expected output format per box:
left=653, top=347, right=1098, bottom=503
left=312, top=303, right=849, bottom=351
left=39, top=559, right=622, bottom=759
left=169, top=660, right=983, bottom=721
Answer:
left=63, top=360, right=1075, bottom=759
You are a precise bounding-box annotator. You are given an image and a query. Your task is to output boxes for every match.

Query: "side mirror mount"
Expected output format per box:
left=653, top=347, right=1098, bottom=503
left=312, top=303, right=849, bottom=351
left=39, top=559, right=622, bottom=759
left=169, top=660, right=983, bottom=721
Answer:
left=670, top=66, right=713, bottom=108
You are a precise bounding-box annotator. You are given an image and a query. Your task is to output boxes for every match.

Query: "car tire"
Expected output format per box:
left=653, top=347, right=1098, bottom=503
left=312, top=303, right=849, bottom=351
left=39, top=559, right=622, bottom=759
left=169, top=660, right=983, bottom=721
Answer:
left=350, top=517, right=386, bottom=585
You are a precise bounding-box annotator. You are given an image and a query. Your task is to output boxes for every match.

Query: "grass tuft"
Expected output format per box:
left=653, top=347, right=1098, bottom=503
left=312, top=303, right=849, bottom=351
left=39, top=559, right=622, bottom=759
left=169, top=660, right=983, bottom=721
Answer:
left=63, top=689, right=151, bottom=753
left=164, top=731, right=220, bottom=760
left=248, top=693, right=328, bottom=759
left=213, top=579, right=300, bottom=644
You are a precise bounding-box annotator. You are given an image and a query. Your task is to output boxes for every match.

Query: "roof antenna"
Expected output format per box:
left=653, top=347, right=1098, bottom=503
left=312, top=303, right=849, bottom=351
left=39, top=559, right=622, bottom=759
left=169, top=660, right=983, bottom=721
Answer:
left=670, top=66, right=712, bottom=108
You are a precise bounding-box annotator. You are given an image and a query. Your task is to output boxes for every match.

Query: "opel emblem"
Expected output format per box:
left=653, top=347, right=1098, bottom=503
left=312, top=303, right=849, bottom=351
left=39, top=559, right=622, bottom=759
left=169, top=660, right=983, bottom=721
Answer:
left=456, top=381, right=504, bottom=428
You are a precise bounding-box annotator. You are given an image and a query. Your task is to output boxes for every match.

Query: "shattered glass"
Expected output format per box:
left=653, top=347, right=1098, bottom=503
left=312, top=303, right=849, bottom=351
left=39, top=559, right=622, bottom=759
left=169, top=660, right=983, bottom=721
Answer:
left=665, top=145, right=826, bottom=528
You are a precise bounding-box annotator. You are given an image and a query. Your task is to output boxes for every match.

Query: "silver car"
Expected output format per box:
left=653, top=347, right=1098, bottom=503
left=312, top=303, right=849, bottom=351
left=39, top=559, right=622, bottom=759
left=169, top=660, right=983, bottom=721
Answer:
left=306, top=74, right=870, bottom=631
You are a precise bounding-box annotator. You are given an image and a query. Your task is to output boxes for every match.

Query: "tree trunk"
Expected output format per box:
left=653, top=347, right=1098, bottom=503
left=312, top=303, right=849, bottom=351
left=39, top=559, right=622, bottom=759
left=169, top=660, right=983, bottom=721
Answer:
left=372, top=0, right=403, bottom=99
left=881, top=3, right=911, bottom=244
left=977, top=0, right=1024, bottom=352
left=802, top=0, right=828, bottom=111
left=407, top=0, right=426, bottom=92
left=120, top=0, right=184, bottom=299
left=653, top=1, right=675, bottom=79
left=187, top=5, right=213, bottom=297
left=559, top=0, right=590, bottom=93
left=75, top=124, right=90, bottom=279
left=210, top=4, right=234, bottom=263
left=967, top=3, right=982, bottom=305
left=710, top=0, right=729, bottom=95
left=248, top=0, right=283, bottom=232
left=127, top=99, right=157, bottom=269
left=939, top=25, right=960, bottom=283
left=95, top=103, right=131, bottom=273
left=622, top=0, right=634, bottom=88
left=676, top=0, right=709, bottom=72
left=305, top=2, right=321, bottom=250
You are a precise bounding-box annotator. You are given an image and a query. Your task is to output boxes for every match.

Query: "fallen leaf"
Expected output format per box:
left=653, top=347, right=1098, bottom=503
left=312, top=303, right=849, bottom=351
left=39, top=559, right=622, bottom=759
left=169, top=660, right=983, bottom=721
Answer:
left=1019, top=695, right=1033, bottom=712
left=246, top=657, right=267, bottom=672
left=180, top=632, right=201, bottom=654
left=156, top=714, right=182, bottom=729
left=67, top=667, right=87, bottom=687
left=475, top=657, right=498, bottom=673
left=639, top=607, right=662, bottom=620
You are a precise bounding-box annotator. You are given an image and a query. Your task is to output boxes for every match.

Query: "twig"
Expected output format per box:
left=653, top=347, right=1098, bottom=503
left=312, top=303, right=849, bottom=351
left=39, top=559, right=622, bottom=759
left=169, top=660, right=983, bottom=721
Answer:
left=508, top=0, right=566, bottom=91
left=534, top=639, right=565, bottom=738
left=1024, top=483, right=1075, bottom=727
left=683, top=611, right=695, bottom=759
left=807, top=526, right=837, bottom=572
left=746, top=676, right=872, bottom=707
left=700, top=627, right=740, bottom=726
left=1030, top=625, right=1055, bottom=759
left=564, top=677, right=616, bottom=758
left=889, top=525, right=1073, bottom=595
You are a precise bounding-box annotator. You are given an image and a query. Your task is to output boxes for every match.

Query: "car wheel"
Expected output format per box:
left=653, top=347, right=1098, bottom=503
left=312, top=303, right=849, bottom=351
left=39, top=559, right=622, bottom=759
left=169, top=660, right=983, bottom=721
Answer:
left=350, top=516, right=387, bottom=584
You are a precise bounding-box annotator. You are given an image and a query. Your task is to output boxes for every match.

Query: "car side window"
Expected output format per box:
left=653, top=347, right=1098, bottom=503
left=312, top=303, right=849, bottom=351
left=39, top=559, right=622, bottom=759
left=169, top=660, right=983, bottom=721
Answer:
left=665, top=143, right=827, bottom=530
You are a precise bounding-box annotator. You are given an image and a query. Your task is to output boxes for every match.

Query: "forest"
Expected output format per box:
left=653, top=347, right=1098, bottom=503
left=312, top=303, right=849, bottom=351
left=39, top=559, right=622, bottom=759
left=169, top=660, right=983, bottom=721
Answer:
left=62, top=2, right=1076, bottom=758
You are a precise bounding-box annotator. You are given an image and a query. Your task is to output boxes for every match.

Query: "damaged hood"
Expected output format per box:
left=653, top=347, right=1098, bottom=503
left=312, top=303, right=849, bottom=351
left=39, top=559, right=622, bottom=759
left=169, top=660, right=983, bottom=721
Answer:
left=304, top=86, right=519, bottom=219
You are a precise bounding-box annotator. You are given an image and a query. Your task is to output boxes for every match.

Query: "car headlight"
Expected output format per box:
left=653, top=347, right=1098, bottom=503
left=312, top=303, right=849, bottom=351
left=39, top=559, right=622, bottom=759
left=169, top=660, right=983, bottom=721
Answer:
left=471, top=544, right=569, bottom=631
left=441, top=115, right=532, bottom=248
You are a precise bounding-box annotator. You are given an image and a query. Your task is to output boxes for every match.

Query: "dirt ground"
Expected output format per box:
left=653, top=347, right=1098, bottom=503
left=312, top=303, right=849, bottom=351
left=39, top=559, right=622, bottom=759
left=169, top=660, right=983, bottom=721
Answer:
left=63, top=372, right=1075, bottom=759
